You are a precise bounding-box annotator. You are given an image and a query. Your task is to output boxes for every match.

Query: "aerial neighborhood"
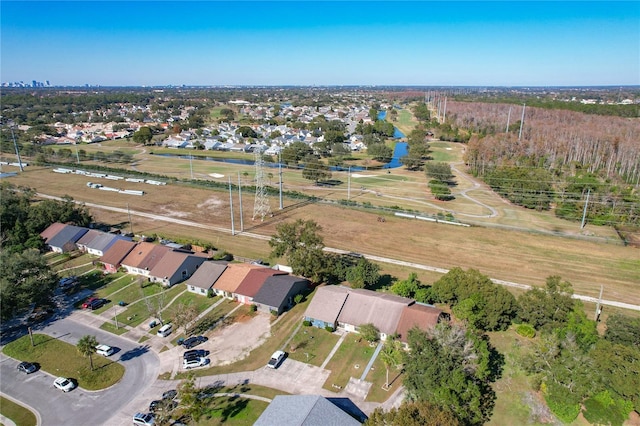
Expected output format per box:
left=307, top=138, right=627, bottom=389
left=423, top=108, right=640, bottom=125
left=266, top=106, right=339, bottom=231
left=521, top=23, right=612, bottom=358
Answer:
left=1, top=83, right=639, bottom=426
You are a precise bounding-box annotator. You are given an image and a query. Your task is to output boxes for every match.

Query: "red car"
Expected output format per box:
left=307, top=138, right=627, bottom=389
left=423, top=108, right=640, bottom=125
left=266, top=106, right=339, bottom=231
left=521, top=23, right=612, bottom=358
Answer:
left=82, top=297, right=97, bottom=309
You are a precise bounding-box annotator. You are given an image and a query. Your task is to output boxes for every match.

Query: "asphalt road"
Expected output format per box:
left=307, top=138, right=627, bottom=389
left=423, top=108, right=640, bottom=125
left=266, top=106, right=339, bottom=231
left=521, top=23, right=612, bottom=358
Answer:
left=0, top=317, right=159, bottom=425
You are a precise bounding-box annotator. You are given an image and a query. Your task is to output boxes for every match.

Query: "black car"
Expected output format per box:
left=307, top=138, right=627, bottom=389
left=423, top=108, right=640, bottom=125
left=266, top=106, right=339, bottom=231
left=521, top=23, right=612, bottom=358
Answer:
left=162, top=389, right=177, bottom=400
left=89, top=298, right=107, bottom=310
left=183, top=349, right=208, bottom=360
left=182, top=335, right=207, bottom=349
left=17, top=361, right=37, bottom=374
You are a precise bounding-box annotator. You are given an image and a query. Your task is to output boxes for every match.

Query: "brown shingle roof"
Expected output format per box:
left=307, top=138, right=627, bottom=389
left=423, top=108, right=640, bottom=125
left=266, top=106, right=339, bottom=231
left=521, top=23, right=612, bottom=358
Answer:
left=213, top=263, right=264, bottom=293
left=100, top=240, right=137, bottom=267
left=303, top=285, right=350, bottom=325
left=137, top=244, right=172, bottom=271
left=337, top=289, right=412, bottom=335
left=395, top=303, right=443, bottom=343
left=234, top=268, right=288, bottom=298
left=186, top=261, right=228, bottom=290
left=148, top=250, right=193, bottom=280
left=40, top=222, right=66, bottom=243
left=121, top=242, right=156, bottom=269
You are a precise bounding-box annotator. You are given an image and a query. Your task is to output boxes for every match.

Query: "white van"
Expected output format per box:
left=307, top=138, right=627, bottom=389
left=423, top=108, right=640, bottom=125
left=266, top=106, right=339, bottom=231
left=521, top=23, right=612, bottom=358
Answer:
left=157, top=324, right=172, bottom=337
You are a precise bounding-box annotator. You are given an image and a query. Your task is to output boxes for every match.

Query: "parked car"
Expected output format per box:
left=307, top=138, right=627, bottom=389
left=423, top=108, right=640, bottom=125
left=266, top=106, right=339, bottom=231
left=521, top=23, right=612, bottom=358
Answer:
left=82, top=297, right=97, bottom=309
left=182, top=335, right=207, bottom=349
left=183, top=357, right=209, bottom=370
left=96, top=344, right=114, bottom=356
left=162, top=389, right=177, bottom=400
left=27, top=307, right=53, bottom=324
left=132, top=412, right=155, bottom=426
left=17, top=361, right=37, bottom=374
left=88, top=298, right=107, bottom=310
left=53, top=377, right=75, bottom=392
left=183, top=349, right=208, bottom=360
left=267, top=350, right=286, bottom=369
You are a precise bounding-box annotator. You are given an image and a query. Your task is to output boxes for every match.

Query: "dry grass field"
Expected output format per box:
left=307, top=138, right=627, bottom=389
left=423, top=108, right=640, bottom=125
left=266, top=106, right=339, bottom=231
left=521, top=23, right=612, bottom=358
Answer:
left=5, top=136, right=639, bottom=308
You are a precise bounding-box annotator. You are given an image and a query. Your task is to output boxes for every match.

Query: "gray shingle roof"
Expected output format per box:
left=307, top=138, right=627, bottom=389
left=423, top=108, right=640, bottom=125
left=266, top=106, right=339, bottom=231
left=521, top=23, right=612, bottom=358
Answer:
left=185, top=261, right=228, bottom=290
left=252, top=275, right=309, bottom=308
left=303, top=285, right=350, bottom=324
left=337, top=289, right=412, bottom=336
left=254, top=395, right=361, bottom=426
left=46, top=224, right=88, bottom=250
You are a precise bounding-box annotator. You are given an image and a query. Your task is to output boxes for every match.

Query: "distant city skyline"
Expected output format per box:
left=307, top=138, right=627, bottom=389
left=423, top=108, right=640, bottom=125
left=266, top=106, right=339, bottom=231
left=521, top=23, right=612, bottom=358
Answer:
left=1, top=1, right=638, bottom=87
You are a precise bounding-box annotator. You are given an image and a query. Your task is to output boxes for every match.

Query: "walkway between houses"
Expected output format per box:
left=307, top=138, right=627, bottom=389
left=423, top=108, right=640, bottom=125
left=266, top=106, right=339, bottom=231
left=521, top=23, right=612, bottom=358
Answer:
left=360, top=341, right=383, bottom=381
left=320, top=330, right=348, bottom=369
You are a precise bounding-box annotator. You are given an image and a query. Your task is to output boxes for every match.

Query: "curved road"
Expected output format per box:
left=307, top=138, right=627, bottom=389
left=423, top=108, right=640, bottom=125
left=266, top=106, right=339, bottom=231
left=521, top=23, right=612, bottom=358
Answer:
left=37, top=193, right=640, bottom=313
left=0, top=316, right=159, bottom=425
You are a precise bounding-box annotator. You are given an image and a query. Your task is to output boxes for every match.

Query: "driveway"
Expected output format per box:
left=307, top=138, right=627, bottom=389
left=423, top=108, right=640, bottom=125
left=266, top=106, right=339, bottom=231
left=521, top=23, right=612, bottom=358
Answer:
left=0, top=316, right=159, bottom=426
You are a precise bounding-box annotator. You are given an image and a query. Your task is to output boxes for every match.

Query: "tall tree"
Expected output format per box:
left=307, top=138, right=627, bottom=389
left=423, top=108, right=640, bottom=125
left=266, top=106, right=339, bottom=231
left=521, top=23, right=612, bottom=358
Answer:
left=380, top=336, right=404, bottom=388
left=269, top=219, right=326, bottom=282
left=366, top=400, right=461, bottom=426
left=518, top=276, right=574, bottom=330
left=132, top=126, right=153, bottom=144
left=346, top=257, right=380, bottom=289
left=77, top=335, right=99, bottom=371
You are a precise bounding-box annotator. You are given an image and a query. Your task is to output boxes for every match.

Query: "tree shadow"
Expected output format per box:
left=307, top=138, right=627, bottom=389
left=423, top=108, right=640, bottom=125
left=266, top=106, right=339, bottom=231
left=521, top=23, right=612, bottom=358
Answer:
left=369, top=274, right=395, bottom=291
left=118, top=344, right=150, bottom=361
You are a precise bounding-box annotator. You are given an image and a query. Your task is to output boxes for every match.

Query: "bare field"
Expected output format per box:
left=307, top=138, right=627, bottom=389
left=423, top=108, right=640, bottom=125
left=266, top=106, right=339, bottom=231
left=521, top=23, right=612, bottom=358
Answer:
left=7, top=165, right=640, bottom=307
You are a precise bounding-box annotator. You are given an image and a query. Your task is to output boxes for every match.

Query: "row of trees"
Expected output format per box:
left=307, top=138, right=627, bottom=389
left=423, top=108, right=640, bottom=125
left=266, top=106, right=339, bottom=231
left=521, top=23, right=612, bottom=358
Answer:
left=387, top=267, right=639, bottom=424
left=0, top=183, right=92, bottom=319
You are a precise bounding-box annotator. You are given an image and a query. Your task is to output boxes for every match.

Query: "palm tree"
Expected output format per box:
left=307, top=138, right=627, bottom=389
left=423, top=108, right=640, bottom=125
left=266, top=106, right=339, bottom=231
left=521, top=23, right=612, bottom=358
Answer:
left=77, top=335, right=98, bottom=371
left=380, top=337, right=403, bottom=389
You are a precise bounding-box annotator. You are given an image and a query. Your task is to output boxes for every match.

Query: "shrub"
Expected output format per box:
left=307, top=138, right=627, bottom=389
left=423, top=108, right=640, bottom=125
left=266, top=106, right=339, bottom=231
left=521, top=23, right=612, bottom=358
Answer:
left=303, top=320, right=311, bottom=327
left=325, top=325, right=334, bottom=332
left=270, top=310, right=278, bottom=316
left=545, top=389, right=580, bottom=424
left=582, top=390, right=634, bottom=426
left=250, top=304, right=257, bottom=312
left=516, top=323, right=536, bottom=338
left=294, top=294, right=305, bottom=304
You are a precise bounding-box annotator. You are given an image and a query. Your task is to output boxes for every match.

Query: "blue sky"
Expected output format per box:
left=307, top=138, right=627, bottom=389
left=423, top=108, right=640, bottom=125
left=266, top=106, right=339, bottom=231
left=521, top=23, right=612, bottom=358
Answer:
left=2, top=1, right=638, bottom=86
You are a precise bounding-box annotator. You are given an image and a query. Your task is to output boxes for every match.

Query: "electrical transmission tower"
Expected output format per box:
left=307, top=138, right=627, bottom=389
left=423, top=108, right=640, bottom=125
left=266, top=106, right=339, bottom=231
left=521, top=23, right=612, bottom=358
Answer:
left=252, top=150, right=272, bottom=221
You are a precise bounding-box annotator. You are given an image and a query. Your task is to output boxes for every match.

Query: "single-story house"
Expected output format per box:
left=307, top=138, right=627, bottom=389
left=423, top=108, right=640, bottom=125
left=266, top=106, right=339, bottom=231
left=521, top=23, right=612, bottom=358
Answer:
left=303, top=285, right=350, bottom=330
left=42, top=224, right=89, bottom=253
left=100, top=240, right=138, bottom=273
left=254, top=395, right=362, bottom=426
left=120, top=242, right=171, bottom=276
left=252, top=275, right=309, bottom=315
left=394, top=302, right=444, bottom=346
left=233, top=268, right=288, bottom=305
left=211, top=263, right=264, bottom=299
left=76, top=230, right=131, bottom=256
left=185, top=261, right=228, bottom=296
left=148, top=250, right=209, bottom=287
left=39, top=222, right=66, bottom=244
left=337, top=289, right=411, bottom=340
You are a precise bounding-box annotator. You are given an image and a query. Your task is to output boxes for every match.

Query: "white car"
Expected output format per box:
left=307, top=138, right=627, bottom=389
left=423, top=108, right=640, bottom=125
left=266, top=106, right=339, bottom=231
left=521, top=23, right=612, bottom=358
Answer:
left=96, top=344, right=114, bottom=356
left=53, top=377, right=75, bottom=392
left=267, top=350, right=286, bottom=369
left=132, top=412, right=155, bottom=426
left=182, top=356, right=209, bottom=370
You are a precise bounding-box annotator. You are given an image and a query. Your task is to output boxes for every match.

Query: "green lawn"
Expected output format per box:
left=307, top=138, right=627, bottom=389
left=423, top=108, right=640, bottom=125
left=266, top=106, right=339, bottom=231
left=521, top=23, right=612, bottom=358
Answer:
left=164, top=292, right=218, bottom=320
left=286, top=325, right=339, bottom=367
left=95, top=274, right=138, bottom=298
left=117, top=284, right=185, bottom=327
left=364, top=352, right=404, bottom=403
left=322, top=336, right=378, bottom=392
left=99, top=321, right=128, bottom=335
left=0, top=396, right=37, bottom=426
left=3, top=334, right=125, bottom=390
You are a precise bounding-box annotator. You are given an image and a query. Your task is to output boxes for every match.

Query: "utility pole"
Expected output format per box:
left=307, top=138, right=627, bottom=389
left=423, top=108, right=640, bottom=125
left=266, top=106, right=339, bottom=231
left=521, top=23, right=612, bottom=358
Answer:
left=75, top=148, right=81, bottom=164
left=229, top=177, right=235, bottom=235
left=279, top=152, right=283, bottom=210
left=518, top=103, right=526, bottom=141
left=127, top=203, right=134, bottom=236
left=10, top=123, right=24, bottom=172
left=347, top=166, right=351, bottom=200
left=189, top=154, right=193, bottom=179
left=237, top=171, right=244, bottom=232
left=580, top=188, right=591, bottom=229
left=594, top=285, right=604, bottom=321
left=114, top=306, right=119, bottom=329
left=505, top=106, right=512, bottom=133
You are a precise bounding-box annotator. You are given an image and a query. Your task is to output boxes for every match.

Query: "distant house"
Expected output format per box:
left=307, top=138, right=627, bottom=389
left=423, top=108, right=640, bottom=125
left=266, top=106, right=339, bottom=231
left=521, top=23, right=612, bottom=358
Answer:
left=233, top=268, right=288, bottom=305
left=254, top=395, right=362, bottom=426
left=100, top=240, right=138, bottom=273
left=148, top=250, right=208, bottom=287
left=252, top=275, right=309, bottom=315
left=185, top=261, right=228, bottom=296
left=41, top=224, right=89, bottom=253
